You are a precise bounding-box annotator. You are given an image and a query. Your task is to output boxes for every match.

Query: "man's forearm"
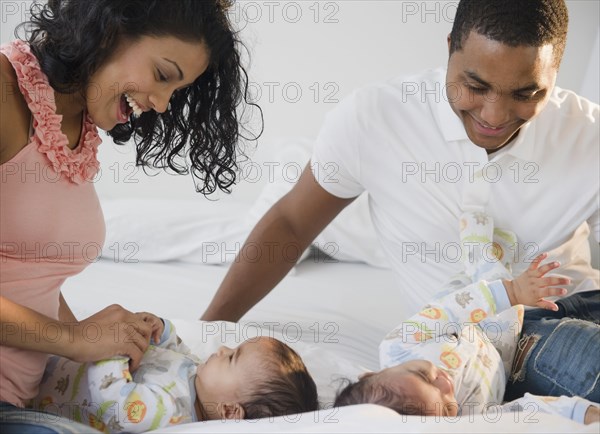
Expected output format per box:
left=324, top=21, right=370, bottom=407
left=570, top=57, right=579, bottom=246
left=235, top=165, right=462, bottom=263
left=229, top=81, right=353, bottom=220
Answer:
left=201, top=207, right=309, bottom=322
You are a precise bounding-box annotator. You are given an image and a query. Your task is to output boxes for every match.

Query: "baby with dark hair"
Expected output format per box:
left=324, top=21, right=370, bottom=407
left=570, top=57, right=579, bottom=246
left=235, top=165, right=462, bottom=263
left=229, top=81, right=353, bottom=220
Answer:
left=334, top=212, right=600, bottom=425
left=34, top=318, right=319, bottom=433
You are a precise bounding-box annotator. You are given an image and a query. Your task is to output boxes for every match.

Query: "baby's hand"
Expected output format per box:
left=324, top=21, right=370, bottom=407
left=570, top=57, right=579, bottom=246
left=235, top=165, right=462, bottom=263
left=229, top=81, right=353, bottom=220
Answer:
left=502, top=253, right=570, bottom=310
left=136, top=312, right=164, bottom=344
left=584, top=405, right=600, bottom=424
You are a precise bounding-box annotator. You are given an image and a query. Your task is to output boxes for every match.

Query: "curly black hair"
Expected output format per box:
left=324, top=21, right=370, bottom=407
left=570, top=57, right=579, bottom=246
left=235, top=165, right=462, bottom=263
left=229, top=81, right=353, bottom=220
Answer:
left=18, top=0, right=262, bottom=195
left=450, top=0, right=569, bottom=68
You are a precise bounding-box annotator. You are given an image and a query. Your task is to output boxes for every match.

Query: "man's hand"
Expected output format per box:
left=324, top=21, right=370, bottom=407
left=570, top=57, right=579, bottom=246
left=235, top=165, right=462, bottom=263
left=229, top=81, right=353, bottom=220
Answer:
left=502, top=253, right=570, bottom=310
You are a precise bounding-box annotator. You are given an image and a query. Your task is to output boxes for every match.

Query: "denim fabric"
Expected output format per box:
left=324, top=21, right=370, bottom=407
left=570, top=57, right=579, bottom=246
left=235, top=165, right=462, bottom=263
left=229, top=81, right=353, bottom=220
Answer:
left=0, top=402, right=97, bottom=434
left=504, top=290, right=600, bottom=403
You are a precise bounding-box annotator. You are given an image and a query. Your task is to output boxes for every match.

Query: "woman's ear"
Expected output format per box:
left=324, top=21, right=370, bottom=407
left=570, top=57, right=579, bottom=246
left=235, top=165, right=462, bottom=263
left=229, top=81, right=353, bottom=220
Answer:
left=218, top=402, right=245, bottom=420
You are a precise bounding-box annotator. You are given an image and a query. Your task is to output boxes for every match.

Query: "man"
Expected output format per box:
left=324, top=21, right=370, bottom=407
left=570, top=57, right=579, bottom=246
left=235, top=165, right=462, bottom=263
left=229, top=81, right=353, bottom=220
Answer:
left=201, top=0, right=599, bottom=322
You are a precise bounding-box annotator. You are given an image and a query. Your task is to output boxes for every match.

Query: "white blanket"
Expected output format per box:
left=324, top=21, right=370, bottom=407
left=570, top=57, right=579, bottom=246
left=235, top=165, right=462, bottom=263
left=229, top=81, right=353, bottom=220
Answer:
left=62, top=259, right=598, bottom=433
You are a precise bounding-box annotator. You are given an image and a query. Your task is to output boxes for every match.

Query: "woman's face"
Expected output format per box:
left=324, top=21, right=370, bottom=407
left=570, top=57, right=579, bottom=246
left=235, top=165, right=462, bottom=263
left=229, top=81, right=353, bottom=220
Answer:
left=84, top=35, right=210, bottom=131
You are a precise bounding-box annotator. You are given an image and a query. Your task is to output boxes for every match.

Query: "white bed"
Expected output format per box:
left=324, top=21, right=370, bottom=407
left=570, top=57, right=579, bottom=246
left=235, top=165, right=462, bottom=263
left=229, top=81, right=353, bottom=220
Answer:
left=59, top=192, right=599, bottom=433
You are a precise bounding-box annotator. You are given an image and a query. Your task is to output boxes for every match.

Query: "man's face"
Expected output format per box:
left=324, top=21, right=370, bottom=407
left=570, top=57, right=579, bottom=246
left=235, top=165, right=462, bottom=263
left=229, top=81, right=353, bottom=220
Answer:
left=446, top=31, right=558, bottom=151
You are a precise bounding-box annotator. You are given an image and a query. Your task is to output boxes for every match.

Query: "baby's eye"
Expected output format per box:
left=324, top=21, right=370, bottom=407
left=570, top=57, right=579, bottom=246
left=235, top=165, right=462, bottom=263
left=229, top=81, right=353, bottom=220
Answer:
left=417, top=370, right=431, bottom=383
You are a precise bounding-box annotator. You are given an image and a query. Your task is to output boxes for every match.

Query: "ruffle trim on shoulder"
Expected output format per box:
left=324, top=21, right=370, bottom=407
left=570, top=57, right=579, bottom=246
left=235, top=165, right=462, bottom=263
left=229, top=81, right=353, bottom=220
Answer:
left=1, top=40, right=101, bottom=184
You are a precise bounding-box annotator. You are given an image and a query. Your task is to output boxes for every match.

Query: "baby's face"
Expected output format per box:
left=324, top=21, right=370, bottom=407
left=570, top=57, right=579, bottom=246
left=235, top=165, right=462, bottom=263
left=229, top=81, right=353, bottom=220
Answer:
left=363, top=360, right=458, bottom=416
left=194, top=336, right=273, bottom=415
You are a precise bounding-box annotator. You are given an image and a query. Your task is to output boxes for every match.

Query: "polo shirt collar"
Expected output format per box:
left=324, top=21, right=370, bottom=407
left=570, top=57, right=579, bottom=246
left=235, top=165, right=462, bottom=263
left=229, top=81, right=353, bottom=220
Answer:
left=436, top=91, right=537, bottom=162
left=437, top=96, right=468, bottom=142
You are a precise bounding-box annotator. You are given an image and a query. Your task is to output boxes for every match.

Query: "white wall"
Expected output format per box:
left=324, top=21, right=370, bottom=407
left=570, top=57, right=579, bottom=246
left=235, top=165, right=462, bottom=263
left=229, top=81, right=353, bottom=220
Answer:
left=1, top=0, right=598, bottom=203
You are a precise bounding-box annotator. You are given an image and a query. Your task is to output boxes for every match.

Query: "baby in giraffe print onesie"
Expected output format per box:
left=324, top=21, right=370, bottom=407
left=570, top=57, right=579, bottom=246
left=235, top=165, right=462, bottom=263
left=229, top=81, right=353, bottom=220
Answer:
left=334, top=211, right=600, bottom=424
left=32, top=318, right=318, bottom=433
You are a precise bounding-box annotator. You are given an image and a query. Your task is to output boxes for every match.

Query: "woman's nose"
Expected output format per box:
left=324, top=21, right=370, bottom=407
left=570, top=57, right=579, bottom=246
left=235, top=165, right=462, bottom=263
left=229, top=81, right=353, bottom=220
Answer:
left=149, top=89, right=172, bottom=113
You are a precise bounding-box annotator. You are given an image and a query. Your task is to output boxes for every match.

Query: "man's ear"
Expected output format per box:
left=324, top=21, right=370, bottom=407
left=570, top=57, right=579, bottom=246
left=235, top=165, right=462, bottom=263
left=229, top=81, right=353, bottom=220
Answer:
left=447, top=34, right=452, bottom=53
left=218, top=402, right=245, bottom=420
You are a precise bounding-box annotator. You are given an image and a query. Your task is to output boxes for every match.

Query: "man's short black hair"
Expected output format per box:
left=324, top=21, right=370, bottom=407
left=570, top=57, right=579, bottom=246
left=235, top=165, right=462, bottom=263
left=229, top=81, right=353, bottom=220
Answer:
left=450, top=0, right=569, bottom=67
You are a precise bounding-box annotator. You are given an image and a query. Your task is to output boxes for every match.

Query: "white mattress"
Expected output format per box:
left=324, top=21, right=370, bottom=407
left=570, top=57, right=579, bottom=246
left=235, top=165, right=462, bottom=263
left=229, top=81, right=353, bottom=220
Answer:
left=62, top=258, right=598, bottom=433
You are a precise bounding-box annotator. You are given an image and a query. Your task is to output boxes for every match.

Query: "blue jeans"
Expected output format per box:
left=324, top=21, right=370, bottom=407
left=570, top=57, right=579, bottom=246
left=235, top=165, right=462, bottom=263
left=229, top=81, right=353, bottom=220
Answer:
left=504, top=290, right=600, bottom=403
left=0, top=402, right=97, bottom=434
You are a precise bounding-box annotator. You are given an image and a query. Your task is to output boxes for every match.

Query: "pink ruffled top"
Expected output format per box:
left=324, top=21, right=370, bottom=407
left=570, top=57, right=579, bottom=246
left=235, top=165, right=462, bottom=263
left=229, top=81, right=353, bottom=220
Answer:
left=3, top=40, right=101, bottom=183
left=0, top=40, right=106, bottom=407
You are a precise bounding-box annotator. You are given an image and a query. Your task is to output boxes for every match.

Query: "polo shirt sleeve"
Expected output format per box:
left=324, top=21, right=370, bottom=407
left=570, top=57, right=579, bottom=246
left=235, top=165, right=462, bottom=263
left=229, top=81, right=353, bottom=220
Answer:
left=311, top=90, right=365, bottom=199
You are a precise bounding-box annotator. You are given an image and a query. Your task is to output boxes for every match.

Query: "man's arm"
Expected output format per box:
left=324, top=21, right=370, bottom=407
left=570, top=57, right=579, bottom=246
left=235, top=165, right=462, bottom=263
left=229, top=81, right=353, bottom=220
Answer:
left=201, top=163, right=355, bottom=322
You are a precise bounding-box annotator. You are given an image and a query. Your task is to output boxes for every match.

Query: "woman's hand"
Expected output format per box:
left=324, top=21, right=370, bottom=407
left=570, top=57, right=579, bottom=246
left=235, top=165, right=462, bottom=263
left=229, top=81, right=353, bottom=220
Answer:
left=502, top=253, right=570, bottom=310
left=67, top=304, right=153, bottom=371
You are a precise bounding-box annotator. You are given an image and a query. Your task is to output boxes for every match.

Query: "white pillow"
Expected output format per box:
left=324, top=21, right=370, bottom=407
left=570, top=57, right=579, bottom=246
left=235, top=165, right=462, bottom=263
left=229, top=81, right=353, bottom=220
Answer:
left=100, top=137, right=389, bottom=268
left=100, top=199, right=251, bottom=264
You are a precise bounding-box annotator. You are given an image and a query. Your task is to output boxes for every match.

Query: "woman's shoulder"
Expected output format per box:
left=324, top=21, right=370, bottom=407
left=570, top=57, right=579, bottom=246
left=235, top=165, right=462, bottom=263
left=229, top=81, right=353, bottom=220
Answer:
left=0, top=51, right=32, bottom=165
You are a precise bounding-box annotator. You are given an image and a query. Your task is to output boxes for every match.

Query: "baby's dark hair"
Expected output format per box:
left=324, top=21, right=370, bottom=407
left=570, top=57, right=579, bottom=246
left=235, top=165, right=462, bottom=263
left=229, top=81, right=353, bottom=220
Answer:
left=334, top=376, right=447, bottom=416
left=334, top=377, right=421, bottom=415
left=450, top=0, right=569, bottom=68
left=241, top=338, right=319, bottom=419
left=18, top=0, right=262, bottom=195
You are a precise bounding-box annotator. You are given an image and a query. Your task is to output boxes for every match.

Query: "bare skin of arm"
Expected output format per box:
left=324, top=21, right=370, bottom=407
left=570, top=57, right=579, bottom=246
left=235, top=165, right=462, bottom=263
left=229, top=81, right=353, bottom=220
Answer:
left=59, top=292, right=78, bottom=322
left=1, top=53, right=152, bottom=370
left=201, top=163, right=355, bottom=322
left=0, top=296, right=153, bottom=369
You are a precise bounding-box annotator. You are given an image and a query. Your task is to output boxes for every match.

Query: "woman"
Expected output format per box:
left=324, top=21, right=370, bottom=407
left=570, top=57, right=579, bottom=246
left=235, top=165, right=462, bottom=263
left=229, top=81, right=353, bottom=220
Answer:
left=0, top=1, right=260, bottom=432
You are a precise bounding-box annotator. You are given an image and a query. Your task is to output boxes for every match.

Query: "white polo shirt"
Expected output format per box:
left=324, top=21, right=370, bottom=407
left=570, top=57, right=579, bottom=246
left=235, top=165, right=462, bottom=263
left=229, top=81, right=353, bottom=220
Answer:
left=312, top=68, right=599, bottom=310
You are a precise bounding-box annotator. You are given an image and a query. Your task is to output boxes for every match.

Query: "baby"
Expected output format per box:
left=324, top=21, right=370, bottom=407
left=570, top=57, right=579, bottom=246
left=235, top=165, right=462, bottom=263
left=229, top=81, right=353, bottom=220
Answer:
left=334, top=211, right=600, bottom=424
left=33, top=317, right=319, bottom=433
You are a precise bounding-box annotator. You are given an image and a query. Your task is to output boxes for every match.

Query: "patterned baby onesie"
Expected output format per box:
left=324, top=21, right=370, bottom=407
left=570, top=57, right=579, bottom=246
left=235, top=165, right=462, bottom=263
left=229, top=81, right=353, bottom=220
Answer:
left=32, top=320, right=200, bottom=433
left=379, top=211, right=596, bottom=422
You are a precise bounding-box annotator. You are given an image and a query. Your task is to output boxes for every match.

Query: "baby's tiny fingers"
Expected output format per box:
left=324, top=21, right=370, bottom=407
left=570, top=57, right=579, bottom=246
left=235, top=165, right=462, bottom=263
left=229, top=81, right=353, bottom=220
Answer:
left=541, top=276, right=571, bottom=287
left=536, top=298, right=560, bottom=311
left=528, top=252, right=548, bottom=270
left=546, top=287, right=568, bottom=297
left=536, top=261, right=561, bottom=277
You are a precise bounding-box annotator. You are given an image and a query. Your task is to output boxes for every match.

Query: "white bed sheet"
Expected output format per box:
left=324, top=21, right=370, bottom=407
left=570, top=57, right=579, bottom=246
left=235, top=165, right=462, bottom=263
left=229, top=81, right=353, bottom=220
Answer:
left=62, top=259, right=598, bottom=433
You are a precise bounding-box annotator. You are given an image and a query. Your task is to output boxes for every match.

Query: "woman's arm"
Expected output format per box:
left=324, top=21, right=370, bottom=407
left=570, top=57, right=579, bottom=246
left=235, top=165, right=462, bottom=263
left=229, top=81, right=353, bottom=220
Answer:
left=0, top=52, right=32, bottom=164
left=0, top=296, right=153, bottom=370
left=58, top=292, right=78, bottom=322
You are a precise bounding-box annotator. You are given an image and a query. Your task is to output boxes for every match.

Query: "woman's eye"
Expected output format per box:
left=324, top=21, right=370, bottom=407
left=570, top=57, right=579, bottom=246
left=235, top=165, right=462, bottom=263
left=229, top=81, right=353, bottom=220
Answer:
left=157, top=70, right=168, bottom=82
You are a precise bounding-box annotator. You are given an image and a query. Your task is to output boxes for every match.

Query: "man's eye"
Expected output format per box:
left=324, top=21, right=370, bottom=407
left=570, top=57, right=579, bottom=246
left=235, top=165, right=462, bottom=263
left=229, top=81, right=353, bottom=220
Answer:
left=513, top=93, right=535, bottom=101
left=466, top=85, right=487, bottom=95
